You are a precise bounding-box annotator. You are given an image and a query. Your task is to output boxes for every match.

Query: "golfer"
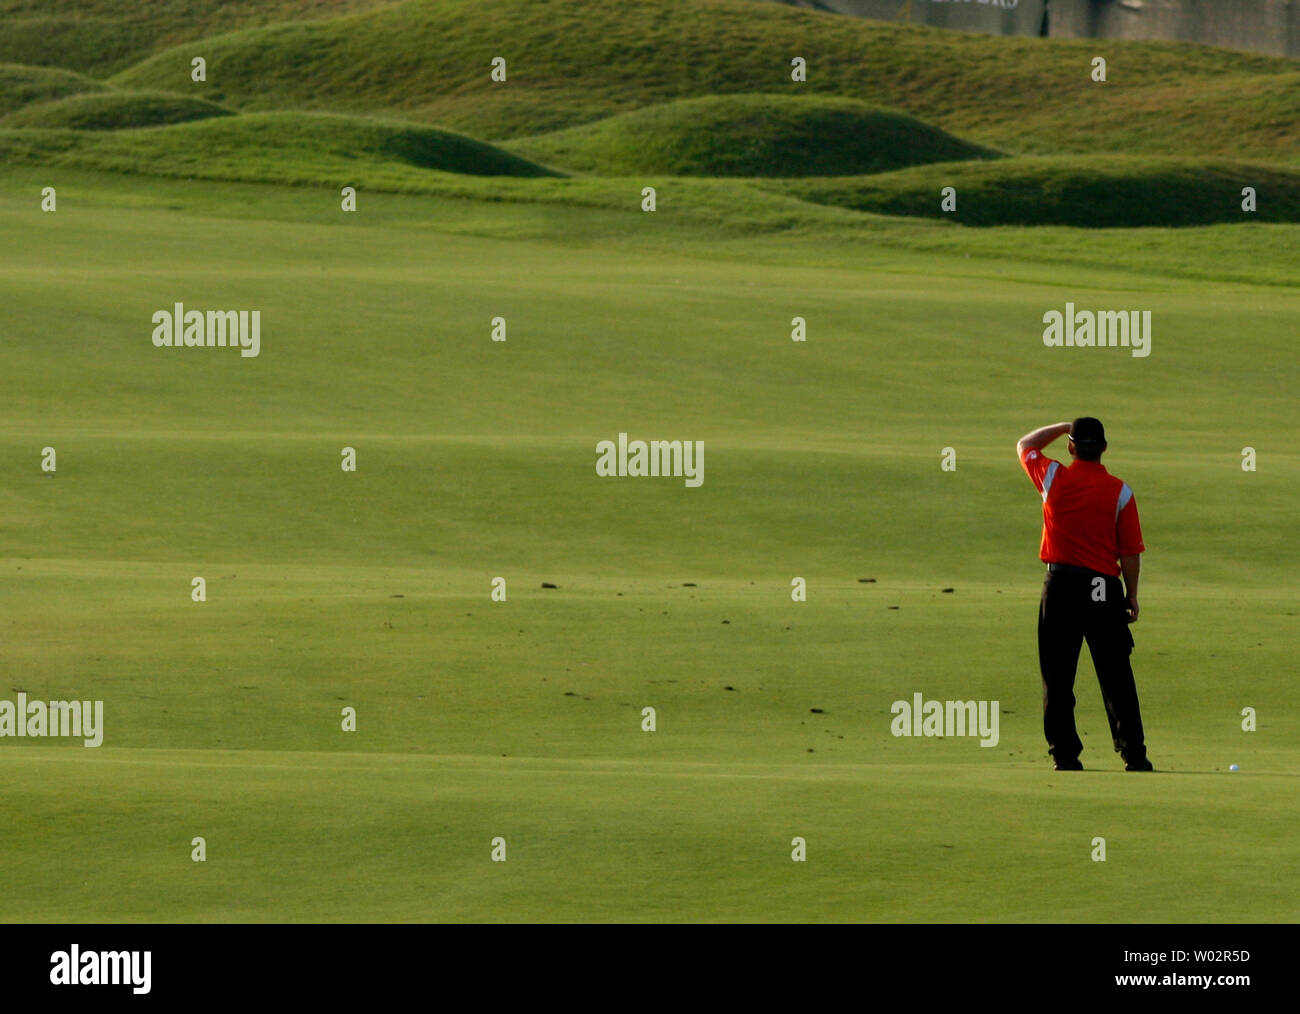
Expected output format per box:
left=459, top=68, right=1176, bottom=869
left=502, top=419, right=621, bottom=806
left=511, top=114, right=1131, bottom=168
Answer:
left=1016, top=418, right=1153, bottom=771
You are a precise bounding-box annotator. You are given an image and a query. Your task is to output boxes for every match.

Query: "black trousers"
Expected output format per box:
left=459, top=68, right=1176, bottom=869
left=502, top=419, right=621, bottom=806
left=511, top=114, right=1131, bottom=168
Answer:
left=1038, top=566, right=1147, bottom=763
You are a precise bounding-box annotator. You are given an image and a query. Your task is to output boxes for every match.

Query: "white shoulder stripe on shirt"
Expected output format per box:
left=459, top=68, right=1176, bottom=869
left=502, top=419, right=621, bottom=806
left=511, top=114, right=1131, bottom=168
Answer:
left=1041, top=461, right=1060, bottom=501
left=1116, top=482, right=1133, bottom=518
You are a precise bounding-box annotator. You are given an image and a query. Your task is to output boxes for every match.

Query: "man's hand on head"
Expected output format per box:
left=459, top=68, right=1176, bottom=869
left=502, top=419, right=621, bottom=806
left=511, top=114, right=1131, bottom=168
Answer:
left=1017, top=422, right=1074, bottom=455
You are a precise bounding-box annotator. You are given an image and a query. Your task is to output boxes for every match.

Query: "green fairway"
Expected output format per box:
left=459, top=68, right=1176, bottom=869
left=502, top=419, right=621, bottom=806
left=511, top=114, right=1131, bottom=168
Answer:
left=1, top=170, right=1296, bottom=921
left=1, top=748, right=1294, bottom=922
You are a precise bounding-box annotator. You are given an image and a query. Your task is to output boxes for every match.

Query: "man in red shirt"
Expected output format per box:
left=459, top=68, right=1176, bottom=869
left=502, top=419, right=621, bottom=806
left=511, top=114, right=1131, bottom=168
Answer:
left=1017, top=417, right=1153, bottom=772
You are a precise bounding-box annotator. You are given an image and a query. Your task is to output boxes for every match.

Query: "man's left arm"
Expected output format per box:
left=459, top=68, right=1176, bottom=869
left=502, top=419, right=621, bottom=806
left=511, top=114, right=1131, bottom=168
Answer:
left=1118, top=492, right=1146, bottom=623
left=1120, top=554, right=1140, bottom=623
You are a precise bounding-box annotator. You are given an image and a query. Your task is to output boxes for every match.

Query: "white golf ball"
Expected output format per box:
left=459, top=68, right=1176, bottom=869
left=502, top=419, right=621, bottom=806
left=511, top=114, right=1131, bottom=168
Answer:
left=1229, top=764, right=1239, bottom=772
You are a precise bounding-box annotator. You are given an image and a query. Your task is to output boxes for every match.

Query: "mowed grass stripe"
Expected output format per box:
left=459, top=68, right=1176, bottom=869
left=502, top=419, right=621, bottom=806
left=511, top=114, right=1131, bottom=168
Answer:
left=4, top=170, right=1299, bottom=289
left=1, top=748, right=1294, bottom=921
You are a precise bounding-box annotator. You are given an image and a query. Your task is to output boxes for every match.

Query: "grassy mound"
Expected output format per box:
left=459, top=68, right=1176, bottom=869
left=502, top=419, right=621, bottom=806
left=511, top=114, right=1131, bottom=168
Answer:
left=0, top=0, right=393, bottom=75
left=509, top=94, right=1000, bottom=177
left=108, top=0, right=1298, bottom=160
left=0, top=63, right=107, bottom=116
left=778, top=156, right=1300, bottom=227
left=2, top=90, right=234, bottom=130
left=0, top=110, right=560, bottom=184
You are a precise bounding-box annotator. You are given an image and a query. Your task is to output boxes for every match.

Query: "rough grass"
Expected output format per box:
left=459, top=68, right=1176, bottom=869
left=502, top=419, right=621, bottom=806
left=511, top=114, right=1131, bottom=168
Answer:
left=775, top=156, right=1300, bottom=227
left=2, top=90, right=234, bottom=130
left=106, top=0, right=1299, bottom=162
left=0, top=0, right=394, bottom=75
left=0, top=62, right=107, bottom=116
left=6, top=120, right=1296, bottom=234
left=0, top=110, right=561, bottom=182
left=509, top=93, right=1000, bottom=177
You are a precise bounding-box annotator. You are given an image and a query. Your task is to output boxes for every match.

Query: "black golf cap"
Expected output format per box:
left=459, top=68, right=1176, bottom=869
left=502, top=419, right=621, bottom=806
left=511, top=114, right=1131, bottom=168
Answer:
left=1069, top=417, right=1106, bottom=446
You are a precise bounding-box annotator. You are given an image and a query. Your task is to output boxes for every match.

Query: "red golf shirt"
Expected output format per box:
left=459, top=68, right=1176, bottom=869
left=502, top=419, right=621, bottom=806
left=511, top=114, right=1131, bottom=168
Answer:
left=1020, top=447, right=1145, bottom=577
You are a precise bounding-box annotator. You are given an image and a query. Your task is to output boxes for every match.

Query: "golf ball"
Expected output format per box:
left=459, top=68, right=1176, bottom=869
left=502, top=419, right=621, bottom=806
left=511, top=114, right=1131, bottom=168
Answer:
left=1229, top=764, right=1239, bottom=772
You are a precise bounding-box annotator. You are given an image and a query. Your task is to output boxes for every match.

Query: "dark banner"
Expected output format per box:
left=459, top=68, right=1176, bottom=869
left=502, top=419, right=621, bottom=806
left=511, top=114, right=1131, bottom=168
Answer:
left=1050, top=0, right=1300, bottom=59
left=0, top=923, right=1284, bottom=1002
left=764, top=0, right=1300, bottom=58
left=768, top=0, right=1048, bottom=35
